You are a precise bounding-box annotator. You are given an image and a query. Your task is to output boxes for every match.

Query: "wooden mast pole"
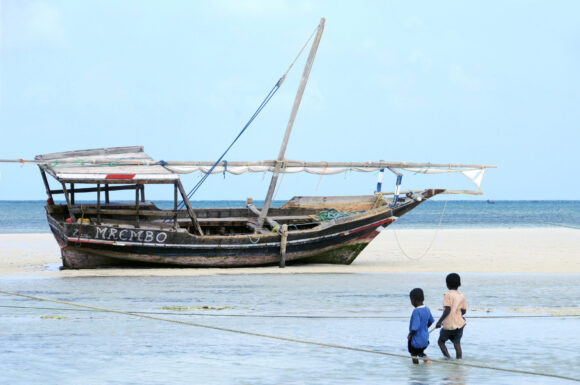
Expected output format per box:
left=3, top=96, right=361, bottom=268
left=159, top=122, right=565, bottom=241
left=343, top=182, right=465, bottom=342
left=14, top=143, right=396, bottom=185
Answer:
left=256, top=17, right=325, bottom=230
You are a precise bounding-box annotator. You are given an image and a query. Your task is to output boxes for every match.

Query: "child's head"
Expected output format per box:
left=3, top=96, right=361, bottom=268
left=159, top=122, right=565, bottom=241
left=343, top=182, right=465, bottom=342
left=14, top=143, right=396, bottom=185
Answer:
left=409, top=288, right=424, bottom=307
left=446, top=273, right=461, bottom=290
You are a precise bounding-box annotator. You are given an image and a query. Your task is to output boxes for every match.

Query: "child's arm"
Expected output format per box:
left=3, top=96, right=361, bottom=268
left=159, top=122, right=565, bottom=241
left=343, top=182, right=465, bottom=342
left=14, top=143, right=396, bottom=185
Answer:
left=407, top=330, right=415, bottom=340
left=435, top=306, right=451, bottom=328
left=428, top=312, right=435, bottom=328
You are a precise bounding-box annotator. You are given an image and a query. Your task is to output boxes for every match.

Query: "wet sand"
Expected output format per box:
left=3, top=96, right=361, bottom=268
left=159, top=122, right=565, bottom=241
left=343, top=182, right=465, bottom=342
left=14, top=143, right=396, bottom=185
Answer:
left=0, top=228, right=578, bottom=277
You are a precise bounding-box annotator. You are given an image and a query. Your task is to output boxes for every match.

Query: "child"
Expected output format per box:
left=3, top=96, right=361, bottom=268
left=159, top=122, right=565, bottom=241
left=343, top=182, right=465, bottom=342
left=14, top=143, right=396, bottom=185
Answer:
left=408, top=288, right=434, bottom=364
left=435, top=273, right=467, bottom=359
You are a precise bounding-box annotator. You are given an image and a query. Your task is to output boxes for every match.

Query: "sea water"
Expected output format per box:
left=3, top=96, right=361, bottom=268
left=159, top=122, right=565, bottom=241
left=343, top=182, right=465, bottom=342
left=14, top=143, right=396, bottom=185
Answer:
left=1, top=273, right=579, bottom=384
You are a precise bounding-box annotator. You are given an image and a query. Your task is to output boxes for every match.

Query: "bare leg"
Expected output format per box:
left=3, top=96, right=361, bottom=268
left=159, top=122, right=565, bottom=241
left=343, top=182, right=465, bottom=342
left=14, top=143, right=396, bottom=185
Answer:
left=438, top=338, right=451, bottom=358
left=453, top=343, right=462, bottom=359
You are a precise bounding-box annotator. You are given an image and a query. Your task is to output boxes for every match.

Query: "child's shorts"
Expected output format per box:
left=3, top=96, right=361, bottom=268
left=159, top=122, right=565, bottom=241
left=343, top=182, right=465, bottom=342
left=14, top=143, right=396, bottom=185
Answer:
left=439, top=325, right=465, bottom=344
left=407, top=339, right=427, bottom=357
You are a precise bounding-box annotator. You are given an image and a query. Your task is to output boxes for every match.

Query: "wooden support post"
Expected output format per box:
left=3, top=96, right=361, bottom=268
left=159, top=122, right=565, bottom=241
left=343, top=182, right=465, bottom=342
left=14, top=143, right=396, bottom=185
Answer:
left=135, top=184, right=141, bottom=228
left=141, top=184, right=146, bottom=202
left=97, top=183, right=101, bottom=225
left=174, top=182, right=179, bottom=229
left=71, top=183, right=75, bottom=205
left=39, top=167, right=54, bottom=203
left=105, top=184, right=110, bottom=203
left=280, top=224, right=288, bottom=268
left=61, top=183, right=76, bottom=222
left=176, top=180, right=203, bottom=236
left=258, top=18, right=325, bottom=230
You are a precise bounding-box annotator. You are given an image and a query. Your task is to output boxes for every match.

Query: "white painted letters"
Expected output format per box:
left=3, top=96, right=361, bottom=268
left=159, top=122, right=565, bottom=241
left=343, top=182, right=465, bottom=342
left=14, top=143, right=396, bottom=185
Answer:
left=91, top=226, right=168, bottom=244
left=108, top=228, right=118, bottom=240
left=96, top=227, right=107, bottom=239
left=155, top=232, right=168, bottom=243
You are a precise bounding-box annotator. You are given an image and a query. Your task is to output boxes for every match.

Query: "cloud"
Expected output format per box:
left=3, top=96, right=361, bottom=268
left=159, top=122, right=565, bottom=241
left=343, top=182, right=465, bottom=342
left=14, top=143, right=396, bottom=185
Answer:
left=449, top=65, right=482, bottom=91
left=1, top=0, right=65, bottom=49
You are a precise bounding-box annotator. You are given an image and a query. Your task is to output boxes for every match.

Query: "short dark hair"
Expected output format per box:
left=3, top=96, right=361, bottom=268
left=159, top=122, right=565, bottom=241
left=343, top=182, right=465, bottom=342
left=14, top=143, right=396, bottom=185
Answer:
left=409, top=288, right=424, bottom=303
left=446, top=273, right=461, bottom=289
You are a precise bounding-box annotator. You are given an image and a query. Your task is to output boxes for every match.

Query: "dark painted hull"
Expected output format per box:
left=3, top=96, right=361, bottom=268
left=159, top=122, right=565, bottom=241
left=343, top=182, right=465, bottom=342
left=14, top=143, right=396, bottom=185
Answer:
left=48, top=191, right=440, bottom=269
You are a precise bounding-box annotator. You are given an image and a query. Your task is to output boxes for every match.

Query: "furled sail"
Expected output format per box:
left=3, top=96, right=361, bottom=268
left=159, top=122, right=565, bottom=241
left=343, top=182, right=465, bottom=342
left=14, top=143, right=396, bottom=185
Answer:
left=3, top=146, right=495, bottom=189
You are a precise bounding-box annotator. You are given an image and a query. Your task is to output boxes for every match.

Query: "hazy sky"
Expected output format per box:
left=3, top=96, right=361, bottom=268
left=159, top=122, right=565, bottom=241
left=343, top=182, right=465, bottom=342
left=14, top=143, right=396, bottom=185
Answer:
left=1, top=1, right=578, bottom=200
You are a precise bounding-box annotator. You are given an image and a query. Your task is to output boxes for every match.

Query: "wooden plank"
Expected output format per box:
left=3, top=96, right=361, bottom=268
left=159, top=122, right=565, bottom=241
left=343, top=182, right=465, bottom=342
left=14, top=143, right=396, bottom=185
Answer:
left=49, top=184, right=138, bottom=195
left=280, top=224, right=288, bottom=268
left=176, top=179, right=203, bottom=236
left=247, top=203, right=280, bottom=230
left=174, top=182, right=178, bottom=229
left=34, top=146, right=144, bottom=161
left=97, top=184, right=101, bottom=225
left=69, top=208, right=183, bottom=217
left=135, top=184, right=140, bottom=228
left=38, top=167, right=54, bottom=202
left=61, top=183, right=76, bottom=222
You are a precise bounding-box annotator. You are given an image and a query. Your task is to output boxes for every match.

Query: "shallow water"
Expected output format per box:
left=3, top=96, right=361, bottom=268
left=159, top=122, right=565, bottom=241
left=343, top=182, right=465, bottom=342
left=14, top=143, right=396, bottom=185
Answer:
left=1, top=273, right=579, bottom=384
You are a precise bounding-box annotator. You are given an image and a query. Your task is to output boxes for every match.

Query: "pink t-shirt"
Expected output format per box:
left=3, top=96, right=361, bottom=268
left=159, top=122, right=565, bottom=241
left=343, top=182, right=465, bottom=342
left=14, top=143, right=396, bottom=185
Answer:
left=442, top=290, right=466, bottom=330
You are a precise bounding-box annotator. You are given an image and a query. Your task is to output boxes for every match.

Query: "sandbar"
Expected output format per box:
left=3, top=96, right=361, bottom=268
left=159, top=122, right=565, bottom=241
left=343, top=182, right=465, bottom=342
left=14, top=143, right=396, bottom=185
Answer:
left=0, top=228, right=578, bottom=277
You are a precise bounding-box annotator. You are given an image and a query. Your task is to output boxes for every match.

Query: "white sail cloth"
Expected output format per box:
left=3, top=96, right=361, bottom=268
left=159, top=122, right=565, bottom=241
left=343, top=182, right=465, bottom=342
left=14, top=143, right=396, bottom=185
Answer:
left=402, top=167, right=486, bottom=188
left=165, top=165, right=487, bottom=188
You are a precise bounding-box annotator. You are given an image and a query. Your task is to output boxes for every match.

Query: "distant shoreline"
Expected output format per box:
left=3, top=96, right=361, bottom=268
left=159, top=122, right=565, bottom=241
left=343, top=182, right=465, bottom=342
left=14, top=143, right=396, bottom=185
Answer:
left=1, top=228, right=578, bottom=277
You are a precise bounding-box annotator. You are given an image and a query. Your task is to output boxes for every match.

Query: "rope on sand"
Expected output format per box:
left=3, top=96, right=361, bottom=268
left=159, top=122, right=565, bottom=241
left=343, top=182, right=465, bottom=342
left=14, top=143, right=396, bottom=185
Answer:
left=1, top=290, right=579, bottom=382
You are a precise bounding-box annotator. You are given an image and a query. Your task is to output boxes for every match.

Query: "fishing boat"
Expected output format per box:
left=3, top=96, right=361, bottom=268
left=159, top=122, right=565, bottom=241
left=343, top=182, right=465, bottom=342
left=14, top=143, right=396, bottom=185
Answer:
left=7, top=19, right=495, bottom=269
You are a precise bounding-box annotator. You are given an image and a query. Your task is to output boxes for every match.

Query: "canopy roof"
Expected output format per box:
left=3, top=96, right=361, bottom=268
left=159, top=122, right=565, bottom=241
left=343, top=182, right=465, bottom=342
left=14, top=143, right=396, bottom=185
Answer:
left=35, top=146, right=179, bottom=183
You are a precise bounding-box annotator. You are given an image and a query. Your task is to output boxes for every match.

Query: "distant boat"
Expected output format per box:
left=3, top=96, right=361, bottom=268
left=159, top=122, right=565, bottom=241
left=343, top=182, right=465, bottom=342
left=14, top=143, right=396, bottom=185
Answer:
left=4, top=18, right=495, bottom=269
left=487, top=200, right=496, bottom=204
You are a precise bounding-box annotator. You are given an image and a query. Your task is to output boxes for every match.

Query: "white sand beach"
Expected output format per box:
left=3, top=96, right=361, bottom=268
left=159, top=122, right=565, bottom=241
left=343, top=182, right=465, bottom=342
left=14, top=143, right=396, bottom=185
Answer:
left=1, top=228, right=578, bottom=277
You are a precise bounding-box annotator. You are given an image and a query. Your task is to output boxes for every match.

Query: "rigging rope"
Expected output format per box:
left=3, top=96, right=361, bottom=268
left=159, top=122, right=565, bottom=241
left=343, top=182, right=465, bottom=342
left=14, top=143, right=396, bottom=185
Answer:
left=175, top=25, right=319, bottom=212
left=0, top=289, right=578, bottom=383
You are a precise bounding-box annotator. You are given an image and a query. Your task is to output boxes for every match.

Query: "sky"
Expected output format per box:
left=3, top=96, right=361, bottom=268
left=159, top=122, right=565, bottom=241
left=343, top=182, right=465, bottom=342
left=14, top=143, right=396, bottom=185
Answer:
left=0, top=0, right=579, bottom=201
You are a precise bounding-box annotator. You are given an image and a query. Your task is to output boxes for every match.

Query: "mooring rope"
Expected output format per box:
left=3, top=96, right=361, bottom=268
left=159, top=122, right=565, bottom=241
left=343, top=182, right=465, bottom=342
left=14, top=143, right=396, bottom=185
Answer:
left=1, top=290, right=578, bottom=382
left=393, top=199, right=448, bottom=261
left=392, top=172, right=453, bottom=261
left=0, top=304, right=578, bottom=319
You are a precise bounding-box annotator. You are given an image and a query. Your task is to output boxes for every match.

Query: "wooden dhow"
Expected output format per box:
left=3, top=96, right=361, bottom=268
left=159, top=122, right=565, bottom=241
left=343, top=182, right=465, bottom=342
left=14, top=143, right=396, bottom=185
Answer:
left=33, top=146, right=493, bottom=269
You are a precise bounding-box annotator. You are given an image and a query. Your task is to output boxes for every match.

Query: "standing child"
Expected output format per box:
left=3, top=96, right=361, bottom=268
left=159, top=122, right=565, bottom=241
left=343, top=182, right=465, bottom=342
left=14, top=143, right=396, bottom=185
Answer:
left=408, top=288, right=434, bottom=364
left=435, top=273, right=467, bottom=359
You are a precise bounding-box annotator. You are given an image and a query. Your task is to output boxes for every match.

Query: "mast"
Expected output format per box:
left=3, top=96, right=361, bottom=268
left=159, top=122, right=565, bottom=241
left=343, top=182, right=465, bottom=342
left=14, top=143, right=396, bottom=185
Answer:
left=256, top=17, right=326, bottom=230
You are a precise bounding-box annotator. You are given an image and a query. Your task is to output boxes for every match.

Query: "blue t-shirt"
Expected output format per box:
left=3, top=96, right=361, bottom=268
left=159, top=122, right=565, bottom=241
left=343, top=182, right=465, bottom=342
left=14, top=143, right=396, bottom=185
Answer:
left=409, top=306, right=434, bottom=349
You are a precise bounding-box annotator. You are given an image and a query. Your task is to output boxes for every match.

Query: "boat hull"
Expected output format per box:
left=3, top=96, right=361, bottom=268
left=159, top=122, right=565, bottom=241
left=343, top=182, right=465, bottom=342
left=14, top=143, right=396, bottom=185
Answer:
left=47, top=191, right=440, bottom=269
